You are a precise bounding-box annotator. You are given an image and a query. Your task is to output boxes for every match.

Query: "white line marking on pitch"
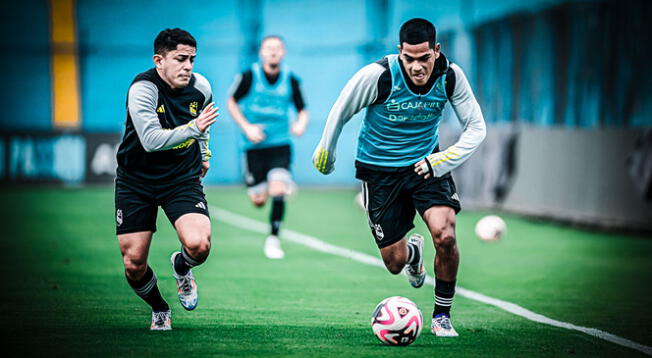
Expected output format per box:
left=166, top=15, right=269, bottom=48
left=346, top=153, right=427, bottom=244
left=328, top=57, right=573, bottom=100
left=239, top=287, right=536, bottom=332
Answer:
left=211, top=206, right=652, bottom=356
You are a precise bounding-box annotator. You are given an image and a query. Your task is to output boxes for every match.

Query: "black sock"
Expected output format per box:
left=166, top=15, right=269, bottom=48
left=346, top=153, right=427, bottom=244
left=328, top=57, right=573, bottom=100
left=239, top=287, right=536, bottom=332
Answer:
left=270, top=195, right=285, bottom=236
left=407, top=242, right=420, bottom=266
left=174, top=248, right=206, bottom=276
left=126, top=266, right=169, bottom=312
left=434, top=278, right=456, bottom=317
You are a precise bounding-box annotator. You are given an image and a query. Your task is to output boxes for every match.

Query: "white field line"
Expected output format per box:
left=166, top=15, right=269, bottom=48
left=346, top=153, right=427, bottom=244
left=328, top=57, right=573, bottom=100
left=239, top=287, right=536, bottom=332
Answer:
left=211, top=206, right=652, bottom=356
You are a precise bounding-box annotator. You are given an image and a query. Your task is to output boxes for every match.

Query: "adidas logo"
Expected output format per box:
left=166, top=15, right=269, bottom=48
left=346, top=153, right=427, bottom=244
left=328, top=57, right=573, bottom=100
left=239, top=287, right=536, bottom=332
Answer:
left=195, top=202, right=207, bottom=210
left=156, top=104, right=165, bottom=113
left=451, top=193, right=460, bottom=201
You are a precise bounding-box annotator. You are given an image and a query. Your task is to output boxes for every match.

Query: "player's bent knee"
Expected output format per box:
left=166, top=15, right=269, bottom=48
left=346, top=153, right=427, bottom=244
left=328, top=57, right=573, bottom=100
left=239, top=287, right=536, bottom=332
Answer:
left=268, top=182, right=286, bottom=197
left=385, top=261, right=404, bottom=275
left=123, top=257, right=147, bottom=279
left=185, top=235, right=211, bottom=257
left=250, top=195, right=267, bottom=207
left=381, top=255, right=405, bottom=274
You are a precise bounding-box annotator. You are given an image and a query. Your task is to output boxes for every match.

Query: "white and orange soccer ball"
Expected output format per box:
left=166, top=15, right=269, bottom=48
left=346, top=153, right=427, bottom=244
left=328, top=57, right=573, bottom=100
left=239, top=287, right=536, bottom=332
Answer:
left=475, top=215, right=507, bottom=241
left=371, top=296, right=423, bottom=346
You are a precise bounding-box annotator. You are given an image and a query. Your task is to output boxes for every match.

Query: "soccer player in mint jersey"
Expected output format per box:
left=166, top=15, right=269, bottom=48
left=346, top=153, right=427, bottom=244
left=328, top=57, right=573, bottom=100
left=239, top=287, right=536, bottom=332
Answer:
left=227, top=35, right=309, bottom=259
left=115, top=28, right=219, bottom=330
left=313, top=18, right=485, bottom=337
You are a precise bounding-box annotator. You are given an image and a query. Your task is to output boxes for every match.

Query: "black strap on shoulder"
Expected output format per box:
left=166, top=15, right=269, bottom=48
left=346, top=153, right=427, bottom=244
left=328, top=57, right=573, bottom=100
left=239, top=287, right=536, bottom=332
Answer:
left=232, top=70, right=253, bottom=101
left=445, top=64, right=456, bottom=100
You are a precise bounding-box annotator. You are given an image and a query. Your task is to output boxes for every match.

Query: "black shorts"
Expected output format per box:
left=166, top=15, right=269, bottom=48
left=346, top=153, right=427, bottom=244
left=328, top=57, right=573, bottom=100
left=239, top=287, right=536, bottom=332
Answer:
left=356, top=161, right=461, bottom=249
left=114, top=178, right=209, bottom=235
left=244, top=144, right=291, bottom=187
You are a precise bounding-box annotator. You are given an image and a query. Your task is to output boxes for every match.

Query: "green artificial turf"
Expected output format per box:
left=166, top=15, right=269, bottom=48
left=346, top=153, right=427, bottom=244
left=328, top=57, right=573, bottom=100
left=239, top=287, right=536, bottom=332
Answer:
left=0, top=187, right=650, bottom=357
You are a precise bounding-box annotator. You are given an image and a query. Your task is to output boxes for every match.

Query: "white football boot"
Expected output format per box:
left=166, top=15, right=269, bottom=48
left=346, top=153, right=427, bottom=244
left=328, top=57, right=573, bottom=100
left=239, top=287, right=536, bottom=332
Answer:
left=170, top=252, right=198, bottom=311
left=431, top=314, right=459, bottom=337
left=405, top=233, right=426, bottom=288
left=264, top=235, right=285, bottom=259
left=150, top=310, right=171, bottom=331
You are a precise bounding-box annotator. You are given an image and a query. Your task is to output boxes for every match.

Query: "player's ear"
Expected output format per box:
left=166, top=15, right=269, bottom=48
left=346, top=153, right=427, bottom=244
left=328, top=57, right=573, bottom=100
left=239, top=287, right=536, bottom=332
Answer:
left=434, top=42, right=441, bottom=59
left=397, top=44, right=402, bottom=55
left=153, top=54, right=163, bottom=69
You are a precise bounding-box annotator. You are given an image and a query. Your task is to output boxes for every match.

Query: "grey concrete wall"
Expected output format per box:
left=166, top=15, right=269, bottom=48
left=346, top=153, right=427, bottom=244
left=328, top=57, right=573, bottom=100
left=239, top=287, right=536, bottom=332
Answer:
left=463, top=127, right=652, bottom=230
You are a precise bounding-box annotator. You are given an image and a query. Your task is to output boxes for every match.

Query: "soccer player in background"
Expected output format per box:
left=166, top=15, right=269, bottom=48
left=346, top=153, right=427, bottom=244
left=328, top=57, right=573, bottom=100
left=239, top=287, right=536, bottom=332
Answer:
left=227, top=35, right=309, bottom=259
left=312, top=18, right=485, bottom=336
left=115, top=28, right=218, bottom=330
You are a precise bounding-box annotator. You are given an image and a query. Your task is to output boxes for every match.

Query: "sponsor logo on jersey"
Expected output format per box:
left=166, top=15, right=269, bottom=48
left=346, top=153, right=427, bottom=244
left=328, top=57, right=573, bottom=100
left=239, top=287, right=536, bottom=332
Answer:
left=189, top=101, right=199, bottom=116
left=385, top=99, right=445, bottom=113
left=451, top=193, right=460, bottom=201
left=156, top=104, right=165, bottom=113
left=195, top=202, right=207, bottom=210
left=171, top=138, right=196, bottom=150
left=388, top=113, right=439, bottom=122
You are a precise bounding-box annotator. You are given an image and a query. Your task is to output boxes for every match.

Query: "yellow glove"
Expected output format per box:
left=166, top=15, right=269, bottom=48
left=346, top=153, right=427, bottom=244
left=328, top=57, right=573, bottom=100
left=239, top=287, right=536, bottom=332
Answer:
left=312, top=146, right=335, bottom=174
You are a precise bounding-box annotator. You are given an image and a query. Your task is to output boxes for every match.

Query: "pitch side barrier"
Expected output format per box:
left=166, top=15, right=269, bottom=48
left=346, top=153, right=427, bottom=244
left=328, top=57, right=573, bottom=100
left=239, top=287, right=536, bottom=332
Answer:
left=0, top=132, right=121, bottom=185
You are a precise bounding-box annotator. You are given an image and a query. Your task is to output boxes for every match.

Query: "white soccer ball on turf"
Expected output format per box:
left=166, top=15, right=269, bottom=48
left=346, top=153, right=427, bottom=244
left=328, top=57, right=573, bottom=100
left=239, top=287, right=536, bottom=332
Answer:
left=475, top=215, right=507, bottom=241
left=371, top=296, right=423, bottom=346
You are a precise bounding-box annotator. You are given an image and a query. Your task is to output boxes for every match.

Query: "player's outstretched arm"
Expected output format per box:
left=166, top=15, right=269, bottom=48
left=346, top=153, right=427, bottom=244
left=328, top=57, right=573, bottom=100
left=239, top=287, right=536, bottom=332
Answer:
left=313, top=63, right=384, bottom=174
left=129, top=81, right=218, bottom=152
left=414, top=63, right=486, bottom=179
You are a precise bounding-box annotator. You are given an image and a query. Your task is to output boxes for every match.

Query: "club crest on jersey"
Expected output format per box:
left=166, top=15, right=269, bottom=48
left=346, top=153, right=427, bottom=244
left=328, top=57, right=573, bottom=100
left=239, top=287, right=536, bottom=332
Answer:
left=189, top=101, right=199, bottom=116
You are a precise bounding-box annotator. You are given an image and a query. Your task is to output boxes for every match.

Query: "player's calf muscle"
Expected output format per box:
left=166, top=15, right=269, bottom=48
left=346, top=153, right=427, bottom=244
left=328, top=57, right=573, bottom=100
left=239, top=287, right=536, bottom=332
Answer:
left=380, top=242, right=408, bottom=274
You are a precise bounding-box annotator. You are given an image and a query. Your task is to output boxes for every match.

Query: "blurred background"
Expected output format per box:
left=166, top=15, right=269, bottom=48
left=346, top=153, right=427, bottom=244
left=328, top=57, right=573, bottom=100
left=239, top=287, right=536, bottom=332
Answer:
left=0, top=0, right=650, bottom=231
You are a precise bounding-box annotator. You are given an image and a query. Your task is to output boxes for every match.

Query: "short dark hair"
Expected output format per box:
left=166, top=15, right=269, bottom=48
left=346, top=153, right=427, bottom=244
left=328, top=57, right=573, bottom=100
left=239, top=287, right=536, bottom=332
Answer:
left=260, top=35, right=285, bottom=47
left=399, top=18, right=436, bottom=49
left=154, top=28, right=196, bottom=55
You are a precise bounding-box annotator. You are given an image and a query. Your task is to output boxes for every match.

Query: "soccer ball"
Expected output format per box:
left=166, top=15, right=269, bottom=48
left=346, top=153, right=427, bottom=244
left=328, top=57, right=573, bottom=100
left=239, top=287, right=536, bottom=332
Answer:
left=475, top=215, right=507, bottom=241
left=371, top=296, right=423, bottom=346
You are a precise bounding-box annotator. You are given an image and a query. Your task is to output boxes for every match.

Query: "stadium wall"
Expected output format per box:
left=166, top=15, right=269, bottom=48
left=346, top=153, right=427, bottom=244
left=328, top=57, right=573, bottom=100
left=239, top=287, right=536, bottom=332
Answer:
left=501, top=128, right=652, bottom=231
left=449, top=127, right=652, bottom=231
left=1, top=0, right=650, bottom=229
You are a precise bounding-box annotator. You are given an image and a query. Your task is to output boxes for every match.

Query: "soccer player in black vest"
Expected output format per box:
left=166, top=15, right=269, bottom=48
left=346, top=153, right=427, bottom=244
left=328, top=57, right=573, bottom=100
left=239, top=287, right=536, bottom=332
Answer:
left=115, top=28, right=218, bottom=330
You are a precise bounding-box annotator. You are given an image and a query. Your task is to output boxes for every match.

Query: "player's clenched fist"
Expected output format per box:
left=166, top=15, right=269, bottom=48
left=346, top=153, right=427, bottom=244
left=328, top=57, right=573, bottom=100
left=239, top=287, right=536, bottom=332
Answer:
left=312, top=146, right=335, bottom=175
left=243, top=122, right=266, bottom=144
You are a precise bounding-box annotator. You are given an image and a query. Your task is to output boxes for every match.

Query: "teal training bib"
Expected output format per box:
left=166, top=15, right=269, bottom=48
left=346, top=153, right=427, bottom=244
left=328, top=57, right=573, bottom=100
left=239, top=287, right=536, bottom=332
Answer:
left=357, top=54, right=448, bottom=167
left=240, top=63, right=292, bottom=150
